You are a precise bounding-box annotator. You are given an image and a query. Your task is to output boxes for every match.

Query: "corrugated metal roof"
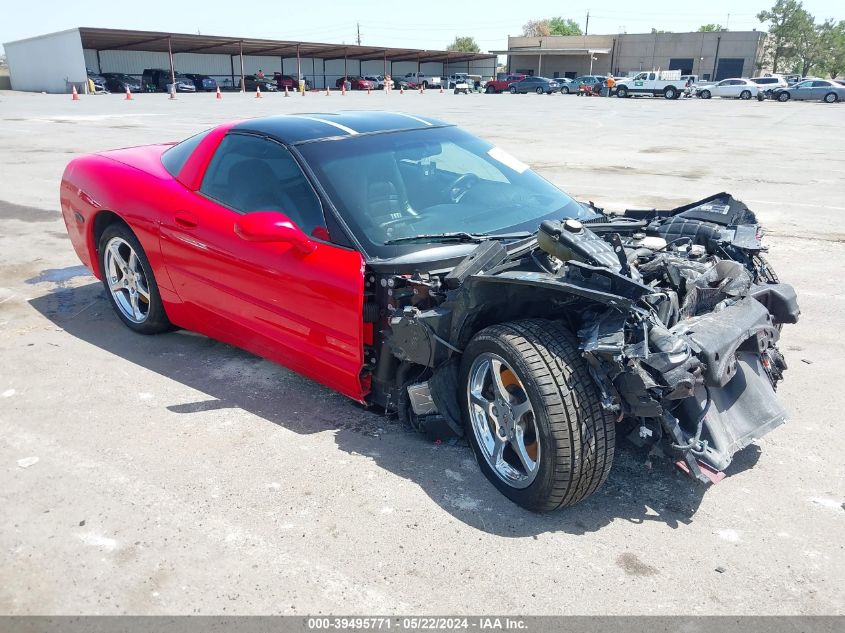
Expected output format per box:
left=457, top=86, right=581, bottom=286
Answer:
left=77, top=27, right=496, bottom=64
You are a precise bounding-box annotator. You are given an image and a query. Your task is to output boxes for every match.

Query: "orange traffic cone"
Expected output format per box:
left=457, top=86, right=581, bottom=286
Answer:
left=284, top=86, right=289, bottom=97
left=71, top=85, right=80, bottom=100
left=255, top=86, right=262, bottom=98
left=125, top=86, right=132, bottom=100
left=216, top=86, right=222, bottom=99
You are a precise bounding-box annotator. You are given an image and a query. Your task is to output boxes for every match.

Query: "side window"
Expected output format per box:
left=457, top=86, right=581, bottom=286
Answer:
left=161, top=129, right=211, bottom=177
left=812, top=81, right=829, bottom=87
left=648, top=73, right=656, bottom=80
left=200, top=133, right=326, bottom=236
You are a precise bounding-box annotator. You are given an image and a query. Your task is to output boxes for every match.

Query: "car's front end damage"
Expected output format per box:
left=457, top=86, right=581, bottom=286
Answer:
left=369, top=193, right=798, bottom=486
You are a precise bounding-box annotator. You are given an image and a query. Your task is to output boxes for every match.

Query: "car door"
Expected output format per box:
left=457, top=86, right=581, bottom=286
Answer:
left=159, top=131, right=367, bottom=400
left=810, top=81, right=830, bottom=100
left=792, top=81, right=812, bottom=100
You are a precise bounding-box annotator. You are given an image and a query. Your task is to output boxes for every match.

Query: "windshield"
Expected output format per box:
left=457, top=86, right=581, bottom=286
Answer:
left=297, top=126, right=593, bottom=258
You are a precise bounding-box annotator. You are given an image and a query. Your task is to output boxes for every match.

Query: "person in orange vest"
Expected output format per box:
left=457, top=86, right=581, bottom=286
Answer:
left=606, top=74, right=616, bottom=97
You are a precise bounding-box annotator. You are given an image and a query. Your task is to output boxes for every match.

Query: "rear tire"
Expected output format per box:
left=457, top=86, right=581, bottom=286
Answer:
left=740, top=90, right=752, bottom=100
left=485, top=85, right=495, bottom=94
left=536, top=87, right=544, bottom=94
left=460, top=319, right=615, bottom=512
left=98, top=223, right=172, bottom=335
left=664, top=86, right=677, bottom=99
left=616, top=86, right=628, bottom=98
left=824, top=92, right=838, bottom=103
left=509, top=86, right=517, bottom=94
left=561, top=86, right=570, bottom=94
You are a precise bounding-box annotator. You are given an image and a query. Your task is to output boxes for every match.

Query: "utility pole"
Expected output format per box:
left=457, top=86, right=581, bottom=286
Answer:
left=585, top=11, right=590, bottom=36
left=726, top=14, right=730, bottom=30
left=356, top=22, right=361, bottom=46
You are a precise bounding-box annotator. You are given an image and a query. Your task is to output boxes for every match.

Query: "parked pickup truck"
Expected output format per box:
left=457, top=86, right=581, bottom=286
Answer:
left=484, top=74, right=526, bottom=93
left=402, top=72, right=441, bottom=89
left=614, top=70, right=685, bottom=99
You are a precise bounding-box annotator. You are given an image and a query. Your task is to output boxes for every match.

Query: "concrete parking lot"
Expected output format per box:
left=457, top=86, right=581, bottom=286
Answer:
left=1, top=89, right=843, bottom=615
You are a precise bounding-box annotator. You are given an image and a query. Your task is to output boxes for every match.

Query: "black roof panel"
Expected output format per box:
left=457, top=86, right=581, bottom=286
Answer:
left=232, top=111, right=452, bottom=144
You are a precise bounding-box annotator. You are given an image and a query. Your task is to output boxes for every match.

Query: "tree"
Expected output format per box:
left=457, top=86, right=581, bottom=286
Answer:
left=446, top=36, right=480, bottom=53
left=548, top=17, right=582, bottom=36
left=650, top=28, right=670, bottom=34
left=522, top=19, right=551, bottom=37
left=822, top=21, right=845, bottom=78
left=757, top=0, right=813, bottom=73
left=697, top=24, right=724, bottom=32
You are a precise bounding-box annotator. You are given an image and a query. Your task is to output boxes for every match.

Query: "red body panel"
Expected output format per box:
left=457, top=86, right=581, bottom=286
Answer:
left=60, top=134, right=368, bottom=402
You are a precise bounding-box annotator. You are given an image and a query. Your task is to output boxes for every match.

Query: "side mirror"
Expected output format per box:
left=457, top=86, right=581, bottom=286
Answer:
left=234, top=212, right=316, bottom=255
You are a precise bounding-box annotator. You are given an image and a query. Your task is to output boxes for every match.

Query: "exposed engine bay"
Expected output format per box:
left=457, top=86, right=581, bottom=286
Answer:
left=364, top=193, right=799, bottom=484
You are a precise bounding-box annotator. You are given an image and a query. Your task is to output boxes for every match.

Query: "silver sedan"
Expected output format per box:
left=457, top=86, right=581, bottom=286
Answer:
left=773, top=79, right=845, bottom=103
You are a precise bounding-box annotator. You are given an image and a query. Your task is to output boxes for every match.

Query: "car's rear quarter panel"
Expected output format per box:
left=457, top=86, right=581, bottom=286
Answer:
left=60, top=145, right=177, bottom=295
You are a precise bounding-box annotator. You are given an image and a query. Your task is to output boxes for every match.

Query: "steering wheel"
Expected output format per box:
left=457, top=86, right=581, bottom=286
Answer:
left=444, top=173, right=480, bottom=202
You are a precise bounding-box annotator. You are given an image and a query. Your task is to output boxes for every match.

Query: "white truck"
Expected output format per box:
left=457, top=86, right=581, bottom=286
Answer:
left=613, top=70, right=685, bottom=99
left=402, top=72, right=442, bottom=89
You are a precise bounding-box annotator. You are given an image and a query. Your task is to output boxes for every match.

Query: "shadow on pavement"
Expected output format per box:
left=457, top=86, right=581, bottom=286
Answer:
left=28, top=275, right=766, bottom=537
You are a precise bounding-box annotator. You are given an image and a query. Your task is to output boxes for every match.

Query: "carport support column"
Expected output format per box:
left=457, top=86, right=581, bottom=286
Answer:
left=344, top=48, right=348, bottom=83
left=168, top=37, right=176, bottom=92
left=239, top=40, right=245, bottom=92
left=296, top=44, right=301, bottom=84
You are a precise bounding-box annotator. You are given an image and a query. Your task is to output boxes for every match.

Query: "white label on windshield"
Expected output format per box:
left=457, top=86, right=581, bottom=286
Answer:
left=487, top=147, right=529, bottom=174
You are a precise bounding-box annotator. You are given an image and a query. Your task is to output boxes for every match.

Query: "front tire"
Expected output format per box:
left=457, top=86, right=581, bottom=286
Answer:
left=616, top=86, right=628, bottom=98
left=561, top=86, right=570, bottom=94
left=740, top=90, right=752, bottom=100
left=777, top=92, right=790, bottom=102
left=98, top=223, right=172, bottom=334
left=460, top=319, right=615, bottom=512
left=509, top=86, right=517, bottom=94
left=485, top=85, right=495, bottom=94
left=700, top=89, right=711, bottom=99
left=536, top=87, right=544, bottom=94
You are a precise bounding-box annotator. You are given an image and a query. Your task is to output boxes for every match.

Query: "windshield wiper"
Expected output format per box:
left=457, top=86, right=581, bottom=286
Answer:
left=384, top=231, right=532, bottom=245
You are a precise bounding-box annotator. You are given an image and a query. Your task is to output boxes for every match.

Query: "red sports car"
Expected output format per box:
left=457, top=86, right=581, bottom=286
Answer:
left=60, top=112, right=797, bottom=511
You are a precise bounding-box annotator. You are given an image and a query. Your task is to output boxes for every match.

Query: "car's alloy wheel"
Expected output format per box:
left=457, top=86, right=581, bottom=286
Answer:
left=561, top=86, right=569, bottom=94
left=778, top=92, right=790, bottom=102
left=824, top=92, right=838, bottom=103
left=536, top=87, right=544, bottom=94
left=467, top=352, right=541, bottom=489
left=98, top=223, right=172, bottom=334
left=617, top=86, right=628, bottom=98
left=104, top=236, right=151, bottom=324
left=740, top=90, right=751, bottom=100
left=665, top=87, right=676, bottom=99
left=700, top=90, right=711, bottom=99
left=460, top=319, right=615, bottom=511
left=509, top=86, right=517, bottom=94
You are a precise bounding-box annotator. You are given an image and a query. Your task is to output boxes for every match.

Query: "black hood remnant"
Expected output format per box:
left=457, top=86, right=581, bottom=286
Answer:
left=381, top=193, right=798, bottom=485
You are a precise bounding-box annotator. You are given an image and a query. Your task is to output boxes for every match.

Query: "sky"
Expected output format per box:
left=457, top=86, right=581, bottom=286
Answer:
left=2, top=0, right=843, bottom=53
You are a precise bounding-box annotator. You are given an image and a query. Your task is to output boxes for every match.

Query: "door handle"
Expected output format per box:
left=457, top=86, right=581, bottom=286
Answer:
left=174, top=212, right=198, bottom=228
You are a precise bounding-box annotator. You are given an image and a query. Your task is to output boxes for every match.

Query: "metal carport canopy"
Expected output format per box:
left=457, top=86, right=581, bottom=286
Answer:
left=77, top=27, right=495, bottom=64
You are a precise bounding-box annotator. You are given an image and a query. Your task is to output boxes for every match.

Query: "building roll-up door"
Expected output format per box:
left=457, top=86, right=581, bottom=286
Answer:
left=668, top=58, right=694, bottom=74
left=715, top=58, right=744, bottom=81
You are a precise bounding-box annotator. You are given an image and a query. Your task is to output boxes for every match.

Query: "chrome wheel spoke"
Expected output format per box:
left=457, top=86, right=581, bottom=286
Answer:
left=491, top=436, right=505, bottom=467
left=108, top=275, right=126, bottom=292
left=489, top=358, right=511, bottom=402
left=108, top=242, right=128, bottom=271
left=136, top=281, right=150, bottom=303
left=511, top=398, right=532, bottom=422
left=128, top=251, right=139, bottom=273
left=511, top=427, right=537, bottom=474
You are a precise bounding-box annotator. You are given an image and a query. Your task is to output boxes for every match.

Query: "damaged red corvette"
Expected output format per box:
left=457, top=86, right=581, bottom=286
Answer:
left=60, top=112, right=799, bottom=511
